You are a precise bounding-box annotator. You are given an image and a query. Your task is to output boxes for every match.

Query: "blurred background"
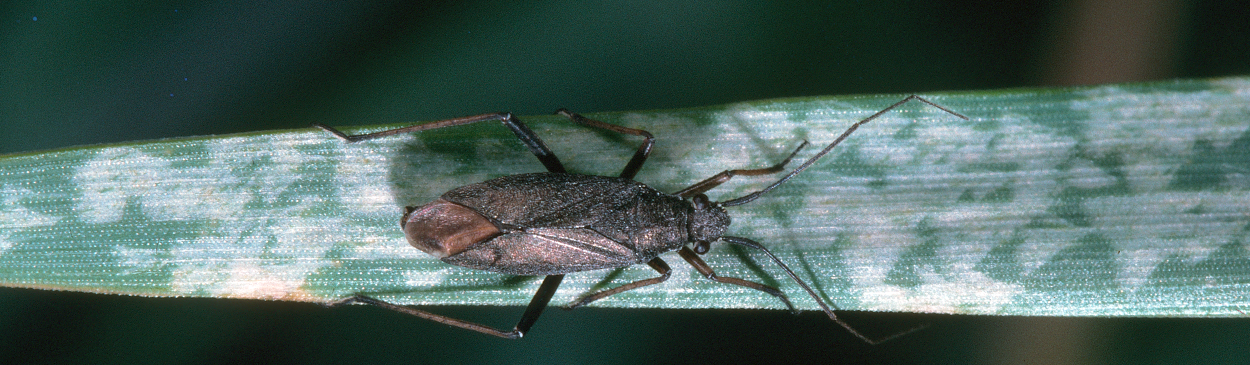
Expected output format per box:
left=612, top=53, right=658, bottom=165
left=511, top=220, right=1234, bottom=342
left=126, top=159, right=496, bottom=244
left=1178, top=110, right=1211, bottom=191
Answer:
left=1, top=1, right=1248, bottom=363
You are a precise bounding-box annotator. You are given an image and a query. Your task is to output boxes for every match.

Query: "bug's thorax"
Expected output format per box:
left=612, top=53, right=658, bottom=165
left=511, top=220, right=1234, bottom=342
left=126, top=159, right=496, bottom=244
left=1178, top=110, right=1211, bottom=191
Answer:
left=686, top=194, right=730, bottom=244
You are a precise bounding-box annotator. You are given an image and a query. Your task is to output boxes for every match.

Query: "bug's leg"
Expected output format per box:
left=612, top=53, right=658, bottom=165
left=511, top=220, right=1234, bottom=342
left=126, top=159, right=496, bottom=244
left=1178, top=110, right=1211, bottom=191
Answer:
left=329, top=274, right=565, bottom=339
left=565, top=258, right=671, bottom=309
left=555, top=109, right=654, bottom=179
left=314, top=113, right=567, bottom=173
left=674, top=141, right=809, bottom=198
left=676, top=247, right=798, bottom=312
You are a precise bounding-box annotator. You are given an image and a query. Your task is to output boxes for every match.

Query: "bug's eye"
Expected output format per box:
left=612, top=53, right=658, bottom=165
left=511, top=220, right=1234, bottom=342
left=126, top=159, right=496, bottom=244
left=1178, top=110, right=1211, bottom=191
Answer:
left=693, top=240, right=711, bottom=254
left=692, top=194, right=710, bottom=209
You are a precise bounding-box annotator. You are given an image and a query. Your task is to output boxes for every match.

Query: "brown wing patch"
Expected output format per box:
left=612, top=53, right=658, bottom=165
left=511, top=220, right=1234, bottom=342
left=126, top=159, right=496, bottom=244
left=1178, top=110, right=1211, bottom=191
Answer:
left=403, top=199, right=501, bottom=258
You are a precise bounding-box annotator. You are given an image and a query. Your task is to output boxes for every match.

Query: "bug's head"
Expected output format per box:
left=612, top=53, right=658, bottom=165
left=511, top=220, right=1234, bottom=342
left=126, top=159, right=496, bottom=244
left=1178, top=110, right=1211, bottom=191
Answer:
left=687, top=194, right=730, bottom=253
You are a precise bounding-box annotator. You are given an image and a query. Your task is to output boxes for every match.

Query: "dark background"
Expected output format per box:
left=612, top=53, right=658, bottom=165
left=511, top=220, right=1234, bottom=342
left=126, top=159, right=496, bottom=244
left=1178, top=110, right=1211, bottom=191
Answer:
left=2, top=1, right=1248, bottom=364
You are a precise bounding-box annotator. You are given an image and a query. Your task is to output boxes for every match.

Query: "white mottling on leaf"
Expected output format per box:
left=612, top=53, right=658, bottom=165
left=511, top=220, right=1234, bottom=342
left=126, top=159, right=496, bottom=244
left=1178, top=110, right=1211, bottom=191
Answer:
left=333, top=141, right=396, bottom=219
left=0, top=185, right=60, bottom=252
left=861, top=270, right=1022, bottom=314
left=217, top=260, right=314, bottom=301
left=73, top=147, right=158, bottom=223
left=168, top=216, right=342, bottom=299
left=115, top=246, right=169, bottom=274
left=403, top=268, right=450, bottom=287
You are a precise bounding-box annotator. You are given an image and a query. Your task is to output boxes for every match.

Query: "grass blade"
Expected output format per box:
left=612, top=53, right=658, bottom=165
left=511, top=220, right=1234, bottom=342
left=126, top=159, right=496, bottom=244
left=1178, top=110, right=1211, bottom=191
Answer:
left=2, top=77, right=1248, bottom=317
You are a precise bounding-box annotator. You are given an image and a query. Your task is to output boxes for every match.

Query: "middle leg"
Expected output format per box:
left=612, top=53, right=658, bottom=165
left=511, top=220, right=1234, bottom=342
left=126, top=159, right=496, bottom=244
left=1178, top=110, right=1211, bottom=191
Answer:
left=555, top=109, right=655, bottom=179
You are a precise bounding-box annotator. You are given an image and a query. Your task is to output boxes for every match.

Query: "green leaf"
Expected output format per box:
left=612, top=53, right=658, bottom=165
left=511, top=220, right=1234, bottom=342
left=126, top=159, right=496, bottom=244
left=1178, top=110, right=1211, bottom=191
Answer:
left=2, top=77, right=1248, bottom=317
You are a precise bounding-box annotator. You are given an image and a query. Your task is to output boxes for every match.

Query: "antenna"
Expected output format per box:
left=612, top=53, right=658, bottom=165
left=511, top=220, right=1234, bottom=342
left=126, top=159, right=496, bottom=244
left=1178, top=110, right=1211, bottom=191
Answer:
left=720, top=95, right=968, bottom=207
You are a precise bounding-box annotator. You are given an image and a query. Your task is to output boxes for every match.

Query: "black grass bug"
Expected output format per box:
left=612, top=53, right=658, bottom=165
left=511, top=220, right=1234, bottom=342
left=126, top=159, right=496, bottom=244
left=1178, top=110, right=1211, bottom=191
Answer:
left=314, top=95, right=967, bottom=341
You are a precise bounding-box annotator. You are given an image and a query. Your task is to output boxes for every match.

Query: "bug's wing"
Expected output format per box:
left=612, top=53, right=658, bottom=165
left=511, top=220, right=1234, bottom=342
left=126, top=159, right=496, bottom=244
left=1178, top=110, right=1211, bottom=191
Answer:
left=442, top=173, right=653, bottom=228
left=441, top=173, right=690, bottom=268
left=441, top=227, right=641, bottom=275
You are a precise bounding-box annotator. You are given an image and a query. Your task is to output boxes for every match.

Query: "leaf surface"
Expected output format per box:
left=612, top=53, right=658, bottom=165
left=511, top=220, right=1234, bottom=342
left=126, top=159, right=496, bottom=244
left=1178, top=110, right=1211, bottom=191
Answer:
left=2, top=77, right=1248, bottom=317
